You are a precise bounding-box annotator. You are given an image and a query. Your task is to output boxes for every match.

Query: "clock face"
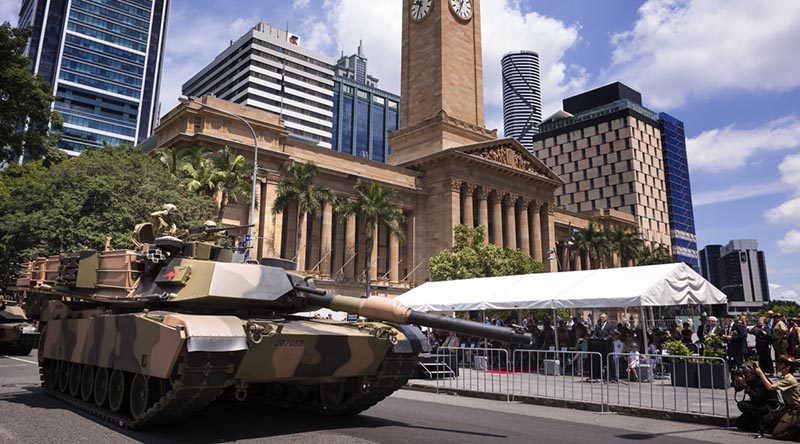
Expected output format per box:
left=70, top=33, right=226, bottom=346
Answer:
left=449, top=0, right=473, bottom=21
left=410, top=0, right=432, bottom=21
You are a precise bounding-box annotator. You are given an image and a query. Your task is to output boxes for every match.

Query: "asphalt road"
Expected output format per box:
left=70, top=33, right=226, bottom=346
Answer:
left=0, top=351, right=781, bottom=443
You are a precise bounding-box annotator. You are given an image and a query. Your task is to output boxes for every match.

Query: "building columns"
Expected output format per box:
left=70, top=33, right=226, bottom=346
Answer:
left=320, top=201, right=333, bottom=277
left=491, top=192, right=503, bottom=247
left=462, top=185, right=474, bottom=227
left=370, top=225, right=379, bottom=281
left=475, top=188, right=489, bottom=243
left=389, top=232, right=400, bottom=283
left=517, top=198, right=530, bottom=255
left=503, top=194, right=517, bottom=250
left=530, top=201, right=542, bottom=262
left=542, top=204, right=557, bottom=272
left=261, top=177, right=282, bottom=259
left=344, top=213, right=357, bottom=278
left=296, top=212, right=309, bottom=270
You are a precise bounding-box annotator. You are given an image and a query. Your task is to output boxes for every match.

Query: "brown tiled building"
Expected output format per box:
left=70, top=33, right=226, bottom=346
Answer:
left=533, top=83, right=672, bottom=248
left=144, top=0, right=636, bottom=297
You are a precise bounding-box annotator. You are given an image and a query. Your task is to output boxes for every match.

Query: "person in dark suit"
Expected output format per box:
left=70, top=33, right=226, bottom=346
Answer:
left=724, top=314, right=748, bottom=366
left=593, top=313, right=615, bottom=340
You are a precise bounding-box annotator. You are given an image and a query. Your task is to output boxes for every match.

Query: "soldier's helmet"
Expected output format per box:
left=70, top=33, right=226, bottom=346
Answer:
left=162, top=203, right=178, bottom=214
left=203, top=220, right=218, bottom=228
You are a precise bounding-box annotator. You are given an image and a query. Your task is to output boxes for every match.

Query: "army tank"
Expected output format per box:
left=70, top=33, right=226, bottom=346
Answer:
left=0, top=295, right=39, bottom=356
left=12, top=221, right=532, bottom=429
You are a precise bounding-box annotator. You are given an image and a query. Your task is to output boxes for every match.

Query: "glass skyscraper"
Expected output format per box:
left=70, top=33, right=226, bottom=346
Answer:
left=501, top=51, right=542, bottom=150
left=331, top=42, right=399, bottom=162
left=659, top=112, right=698, bottom=268
left=18, top=0, right=169, bottom=153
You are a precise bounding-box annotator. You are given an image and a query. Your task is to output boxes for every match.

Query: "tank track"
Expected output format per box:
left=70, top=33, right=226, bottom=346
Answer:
left=39, top=351, right=238, bottom=429
left=260, top=352, right=418, bottom=415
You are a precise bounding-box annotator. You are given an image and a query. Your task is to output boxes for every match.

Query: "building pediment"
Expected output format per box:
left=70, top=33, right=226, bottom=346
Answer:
left=456, top=138, right=563, bottom=184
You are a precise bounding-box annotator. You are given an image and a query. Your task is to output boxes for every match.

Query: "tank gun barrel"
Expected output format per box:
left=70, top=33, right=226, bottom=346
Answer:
left=187, top=223, right=254, bottom=235
left=297, top=287, right=532, bottom=345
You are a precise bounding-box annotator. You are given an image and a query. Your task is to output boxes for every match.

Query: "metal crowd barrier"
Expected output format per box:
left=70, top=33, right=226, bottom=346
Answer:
left=605, top=352, right=730, bottom=423
left=419, top=348, right=734, bottom=425
left=433, top=347, right=511, bottom=401
left=512, top=349, right=605, bottom=408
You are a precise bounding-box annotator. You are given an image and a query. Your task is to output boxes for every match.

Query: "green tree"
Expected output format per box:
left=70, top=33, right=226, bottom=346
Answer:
left=271, top=162, right=329, bottom=270
left=429, top=225, right=544, bottom=281
left=637, top=244, right=673, bottom=265
left=335, top=180, right=405, bottom=297
left=0, top=23, right=63, bottom=163
left=212, top=146, right=251, bottom=220
left=0, top=146, right=216, bottom=291
left=605, top=225, right=644, bottom=267
left=181, top=157, right=221, bottom=196
left=570, top=222, right=610, bottom=269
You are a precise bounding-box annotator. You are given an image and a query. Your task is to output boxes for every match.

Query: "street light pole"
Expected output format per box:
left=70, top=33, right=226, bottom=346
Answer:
left=181, top=96, right=259, bottom=261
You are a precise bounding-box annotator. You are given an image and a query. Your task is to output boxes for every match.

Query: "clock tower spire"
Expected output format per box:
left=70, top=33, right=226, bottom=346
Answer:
left=388, top=0, right=496, bottom=166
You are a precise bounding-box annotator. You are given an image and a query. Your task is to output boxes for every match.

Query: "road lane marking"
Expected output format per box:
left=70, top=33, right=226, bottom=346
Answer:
left=0, top=364, right=27, bottom=368
left=1, top=356, right=37, bottom=364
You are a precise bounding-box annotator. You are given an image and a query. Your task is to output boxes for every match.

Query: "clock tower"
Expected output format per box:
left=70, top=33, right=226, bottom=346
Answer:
left=388, top=0, right=496, bottom=166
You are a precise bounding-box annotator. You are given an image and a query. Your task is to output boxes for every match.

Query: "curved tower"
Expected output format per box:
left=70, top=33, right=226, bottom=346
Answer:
left=502, top=51, right=542, bottom=150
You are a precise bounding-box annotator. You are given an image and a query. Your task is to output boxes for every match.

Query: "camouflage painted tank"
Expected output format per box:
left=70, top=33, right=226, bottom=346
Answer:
left=0, top=296, right=39, bottom=356
left=12, top=222, right=531, bottom=429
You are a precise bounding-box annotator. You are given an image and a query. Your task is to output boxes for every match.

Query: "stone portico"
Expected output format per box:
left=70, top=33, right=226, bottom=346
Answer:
left=149, top=96, right=636, bottom=298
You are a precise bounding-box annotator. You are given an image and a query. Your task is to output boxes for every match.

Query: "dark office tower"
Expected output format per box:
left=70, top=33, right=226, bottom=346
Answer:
left=331, top=41, right=400, bottom=162
left=19, top=0, right=170, bottom=153
left=659, top=113, right=698, bottom=268
left=717, top=240, right=770, bottom=312
left=699, top=244, right=722, bottom=288
left=501, top=51, right=542, bottom=150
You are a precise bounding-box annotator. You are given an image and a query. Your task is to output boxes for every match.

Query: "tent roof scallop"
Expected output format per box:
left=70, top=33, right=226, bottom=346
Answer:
left=395, top=263, right=727, bottom=312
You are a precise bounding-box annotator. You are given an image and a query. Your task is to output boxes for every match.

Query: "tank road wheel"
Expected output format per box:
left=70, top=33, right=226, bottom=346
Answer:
left=129, top=374, right=160, bottom=420
left=80, top=365, right=94, bottom=402
left=319, top=382, right=346, bottom=410
left=108, top=369, right=128, bottom=413
left=58, top=361, right=70, bottom=393
left=93, top=367, right=109, bottom=407
left=47, top=360, right=60, bottom=390
left=68, top=363, right=82, bottom=397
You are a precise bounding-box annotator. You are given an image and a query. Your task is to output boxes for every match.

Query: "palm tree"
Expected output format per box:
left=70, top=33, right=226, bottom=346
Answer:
left=213, top=146, right=250, bottom=220
left=335, top=180, right=405, bottom=298
left=637, top=244, right=673, bottom=266
left=570, top=222, right=610, bottom=269
left=155, top=147, right=180, bottom=175
left=181, top=157, right=221, bottom=196
left=606, top=226, right=644, bottom=267
left=271, top=162, right=329, bottom=270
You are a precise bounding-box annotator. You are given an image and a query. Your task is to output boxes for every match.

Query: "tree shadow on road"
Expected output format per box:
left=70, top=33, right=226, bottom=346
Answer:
left=2, top=385, right=507, bottom=443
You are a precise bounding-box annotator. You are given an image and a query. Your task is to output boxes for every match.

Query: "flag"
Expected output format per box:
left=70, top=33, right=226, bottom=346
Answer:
left=287, top=33, right=300, bottom=46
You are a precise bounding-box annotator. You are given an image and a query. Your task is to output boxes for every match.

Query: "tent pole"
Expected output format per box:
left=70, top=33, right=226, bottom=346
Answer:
left=553, top=308, right=559, bottom=351
left=641, top=305, right=648, bottom=354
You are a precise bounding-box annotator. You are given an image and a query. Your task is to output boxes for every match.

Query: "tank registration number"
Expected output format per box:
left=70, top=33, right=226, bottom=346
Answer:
left=275, top=339, right=304, bottom=347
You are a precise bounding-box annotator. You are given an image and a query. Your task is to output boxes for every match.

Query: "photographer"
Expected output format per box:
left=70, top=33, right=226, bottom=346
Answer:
left=755, top=355, right=800, bottom=441
left=732, top=363, right=780, bottom=435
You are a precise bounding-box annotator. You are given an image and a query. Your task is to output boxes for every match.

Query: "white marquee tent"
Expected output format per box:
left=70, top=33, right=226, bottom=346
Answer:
left=396, top=263, right=727, bottom=350
left=396, top=263, right=727, bottom=312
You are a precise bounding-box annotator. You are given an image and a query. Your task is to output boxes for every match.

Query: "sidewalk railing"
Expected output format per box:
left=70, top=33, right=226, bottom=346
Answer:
left=605, top=352, right=730, bottom=422
left=432, top=347, right=511, bottom=401
left=512, top=349, right=605, bottom=408
left=416, top=347, right=733, bottom=425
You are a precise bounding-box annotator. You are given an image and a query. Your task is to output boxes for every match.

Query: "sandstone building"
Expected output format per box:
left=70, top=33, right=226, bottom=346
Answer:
left=144, top=0, right=635, bottom=297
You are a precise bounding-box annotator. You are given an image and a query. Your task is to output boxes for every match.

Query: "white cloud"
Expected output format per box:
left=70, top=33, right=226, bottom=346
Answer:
left=158, top=12, right=252, bottom=116
left=0, top=0, right=20, bottom=25
left=693, top=181, right=789, bottom=206
left=686, top=116, right=800, bottom=173
left=779, top=153, right=800, bottom=191
left=765, top=198, right=800, bottom=225
left=294, top=0, right=311, bottom=9
left=770, top=283, right=782, bottom=290
left=777, top=230, right=800, bottom=254
left=607, top=0, right=800, bottom=109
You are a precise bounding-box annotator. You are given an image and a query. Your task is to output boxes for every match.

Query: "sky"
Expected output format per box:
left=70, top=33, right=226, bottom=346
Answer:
left=3, top=0, right=800, bottom=300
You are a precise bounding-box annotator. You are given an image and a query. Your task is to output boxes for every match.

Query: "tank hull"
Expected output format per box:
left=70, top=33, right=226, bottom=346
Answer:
left=36, top=300, right=424, bottom=428
left=0, top=305, right=39, bottom=356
